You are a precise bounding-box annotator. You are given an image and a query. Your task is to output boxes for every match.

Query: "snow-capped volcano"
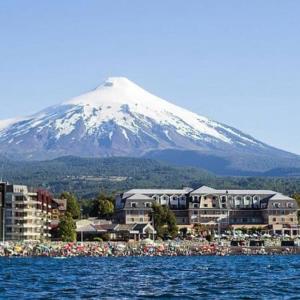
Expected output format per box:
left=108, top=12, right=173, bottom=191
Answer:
left=0, top=77, right=299, bottom=174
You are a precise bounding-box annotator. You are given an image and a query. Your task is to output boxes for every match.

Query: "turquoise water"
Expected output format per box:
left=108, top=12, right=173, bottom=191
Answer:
left=1, top=255, right=300, bottom=299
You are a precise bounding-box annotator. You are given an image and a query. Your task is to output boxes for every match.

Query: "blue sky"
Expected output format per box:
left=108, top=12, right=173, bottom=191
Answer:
left=0, top=1, right=300, bottom=154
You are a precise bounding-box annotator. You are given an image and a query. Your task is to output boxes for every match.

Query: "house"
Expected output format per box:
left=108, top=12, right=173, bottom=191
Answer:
left=76, top=219, right=156, bottom=241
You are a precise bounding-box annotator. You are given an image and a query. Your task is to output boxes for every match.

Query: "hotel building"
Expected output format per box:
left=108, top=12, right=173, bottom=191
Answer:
left=116, top=186, right=299, bottom=236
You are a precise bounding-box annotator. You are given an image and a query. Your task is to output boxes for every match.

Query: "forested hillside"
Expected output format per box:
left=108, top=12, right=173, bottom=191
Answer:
left=0, top=156, right=299, bottom=198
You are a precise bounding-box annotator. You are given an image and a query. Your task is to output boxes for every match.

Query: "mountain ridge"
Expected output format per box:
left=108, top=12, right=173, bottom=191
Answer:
left=0, top=155, right=299, bottom=198
left=0, top=77, right=299, bottom=175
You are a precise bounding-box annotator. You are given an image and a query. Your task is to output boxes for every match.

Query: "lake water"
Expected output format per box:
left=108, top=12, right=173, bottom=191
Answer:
left=1, top=255, right=300, bottom=299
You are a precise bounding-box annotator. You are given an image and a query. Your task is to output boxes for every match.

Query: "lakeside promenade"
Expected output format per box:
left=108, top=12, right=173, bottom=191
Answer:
left=1, top=240, right=299, bottom=257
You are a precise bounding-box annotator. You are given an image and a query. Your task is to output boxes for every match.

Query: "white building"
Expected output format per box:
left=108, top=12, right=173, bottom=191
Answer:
left=3, top=184, right=52, bottom=241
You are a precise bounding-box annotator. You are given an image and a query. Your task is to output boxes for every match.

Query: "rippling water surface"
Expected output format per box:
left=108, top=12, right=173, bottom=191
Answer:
left=1, top=255, right=300, bottom=299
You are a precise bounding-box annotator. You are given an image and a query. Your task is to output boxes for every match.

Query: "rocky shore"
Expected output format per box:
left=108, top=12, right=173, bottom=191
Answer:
left=0, top=241, right=299, bottom=257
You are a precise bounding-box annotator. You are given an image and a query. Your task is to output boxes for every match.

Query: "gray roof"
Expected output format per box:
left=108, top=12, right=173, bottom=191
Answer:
left=269, top=193, right=294, bottom=201
left=93, top=224, right=118, bottom=232
left=220, top=190, right=277, bottom=195
left=126, top=194, right=153, bottom=201
left=133, top=223, right=156, bottom=234
left=124, top=188, right=191, bottom=197
left=191, top=185, right=277, bottom=195
left=190, top=186, right=217, bottom=195
left=116, top=224, right=137, bottom=232
left=76, top=224, right=96, bottom=232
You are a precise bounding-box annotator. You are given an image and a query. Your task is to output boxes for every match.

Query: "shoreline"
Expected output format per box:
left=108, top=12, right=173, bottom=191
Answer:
left=1, top=241, right=299, bottom=257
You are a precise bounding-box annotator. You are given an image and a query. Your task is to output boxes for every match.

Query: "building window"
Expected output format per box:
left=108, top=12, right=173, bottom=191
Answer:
left=144, top=202, right=151, bottom=208
left=244, top=196, right=251, bottom=207
left=160, top=195, right=169, bottom=205
left=204, top=204, right=208, bottom=208
left=193, top=203, right=199, bottom=208
left=253, top=196, right=260, bottom=208
left=272, top=218, right=276, bottom=222
left=131, top=202, right=137, bottom=208
left=221, top=196, right=226, bottom=203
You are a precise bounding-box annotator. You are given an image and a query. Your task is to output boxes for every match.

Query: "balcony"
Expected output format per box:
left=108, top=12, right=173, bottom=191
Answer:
left=13, top=215, right=42, bottom=220
left=14, top=208, right=38, bottom=212
left=22, top=233, right=42, bottom=238
left=199, top=214, right=227, bottom=218
left=13, top=223, right=42, bottom=228
left=14, top=199, right=39, bottom=205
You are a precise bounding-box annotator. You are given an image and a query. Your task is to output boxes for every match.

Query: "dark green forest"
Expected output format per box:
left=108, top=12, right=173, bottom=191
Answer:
left=0, top=156, right=299, bottom=199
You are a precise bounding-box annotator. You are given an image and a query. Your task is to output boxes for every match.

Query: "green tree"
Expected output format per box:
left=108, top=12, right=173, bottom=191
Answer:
left=88, top=193, right=115, bottom=218
left=151, top=203, right=178, bottom=239
left=151, top=203, right=166, bottom=238
left=98, top=199, right=114, bottom=218
left=165, top=208, right=178, bottom=238
left=293, top=193, right=300, bottom=204
left=58, top=213, right=76, bottom=242
left=292, top=193, right=300, bottom=222
left=61, top=192, right=80, bottom=219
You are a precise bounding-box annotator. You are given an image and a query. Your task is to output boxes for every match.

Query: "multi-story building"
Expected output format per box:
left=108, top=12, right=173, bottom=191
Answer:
left=1, top=183, right=52, bottom=241
left=51, top=198, right=67, bottom=221
left=116, top=188, right=192, bottom=225
left=116, top=186, right=299, bottom=236
left=50, top=197, right=67, bottom=239
left=0, top=183, right=6, bottom=241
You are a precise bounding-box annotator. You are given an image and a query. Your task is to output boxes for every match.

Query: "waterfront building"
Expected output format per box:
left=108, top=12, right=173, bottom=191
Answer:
left=0, top=183, right=6, bottom=241
left=116, top=186, right=299, bottom=236
left=76, top=218, right=156, bottom=241
left=116, top=188, right=192, bottom=225
left=0, top=182, right=52, bottom=241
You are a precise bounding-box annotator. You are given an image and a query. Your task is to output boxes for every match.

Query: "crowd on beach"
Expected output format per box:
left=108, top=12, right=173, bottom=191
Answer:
left=0, top=239, right=299, bottom=257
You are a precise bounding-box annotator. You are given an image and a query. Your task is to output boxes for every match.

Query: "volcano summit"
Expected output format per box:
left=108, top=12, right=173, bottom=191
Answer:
left=0, top=77, right=299, bottom=174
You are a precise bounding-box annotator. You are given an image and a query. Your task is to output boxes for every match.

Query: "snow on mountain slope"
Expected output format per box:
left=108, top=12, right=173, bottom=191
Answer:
left=0, top=77, right=298, bottom=171
left=0, top=118, right=20, bottom=131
